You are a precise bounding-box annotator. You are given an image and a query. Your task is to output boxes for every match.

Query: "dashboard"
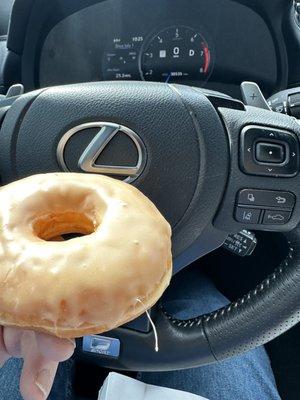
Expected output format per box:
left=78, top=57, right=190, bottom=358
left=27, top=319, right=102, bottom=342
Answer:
left=38, top=0, right=280, bottom=98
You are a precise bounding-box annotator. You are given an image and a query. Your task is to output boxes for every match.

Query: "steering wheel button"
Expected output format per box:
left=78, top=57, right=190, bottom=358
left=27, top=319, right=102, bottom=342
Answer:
left=255, top=142, right=285, bottom=164
left=240, top=125, right=299, bottom=177
left=238, top=189, right=295, bottom=210
left=263, top=210, right=291, bottom=225
left=235, top=207, right=261, bottom=224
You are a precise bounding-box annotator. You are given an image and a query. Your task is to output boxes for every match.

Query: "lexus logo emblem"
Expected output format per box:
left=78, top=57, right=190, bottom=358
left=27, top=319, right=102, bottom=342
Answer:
left=57, top=122, right=147, bottom=183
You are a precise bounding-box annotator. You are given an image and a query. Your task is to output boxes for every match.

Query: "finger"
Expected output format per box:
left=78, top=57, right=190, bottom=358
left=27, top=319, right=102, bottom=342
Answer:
left=3, top=326, right=24, bottom=358
left=36, top=332, right=75, bottom=362
left=0, top=326, right=10, bottom=367
left=20, top=331, right=58, bottom=400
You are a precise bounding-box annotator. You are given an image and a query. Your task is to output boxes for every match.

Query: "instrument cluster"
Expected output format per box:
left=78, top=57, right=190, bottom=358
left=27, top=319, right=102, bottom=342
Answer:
left=102, top=25, right=213, bottom=85
left=38, top=0, right=278, bottom=97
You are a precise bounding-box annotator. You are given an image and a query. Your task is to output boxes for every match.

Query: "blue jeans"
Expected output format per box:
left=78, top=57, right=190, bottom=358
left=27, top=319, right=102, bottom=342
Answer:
left=0, top=266, right=280, bottom=400
left=139, top=266, right=281, bottom=400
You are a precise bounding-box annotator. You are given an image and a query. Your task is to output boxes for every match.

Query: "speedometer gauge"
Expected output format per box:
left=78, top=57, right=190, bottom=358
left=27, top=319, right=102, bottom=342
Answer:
left=140, top=25, right=212, bottom=84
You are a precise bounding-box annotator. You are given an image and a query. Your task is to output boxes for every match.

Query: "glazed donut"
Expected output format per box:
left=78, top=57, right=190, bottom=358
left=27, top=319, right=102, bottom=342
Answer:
left=0, top=173, right=172, bottom=338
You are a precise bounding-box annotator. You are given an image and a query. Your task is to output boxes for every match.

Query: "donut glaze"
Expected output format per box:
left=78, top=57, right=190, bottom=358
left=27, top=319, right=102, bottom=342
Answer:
left=0, top=173, right=172, bottom=338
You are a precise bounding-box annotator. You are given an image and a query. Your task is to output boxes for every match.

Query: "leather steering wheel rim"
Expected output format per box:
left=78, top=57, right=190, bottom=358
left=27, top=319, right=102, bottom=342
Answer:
left=76, top=229, right=300, bottom=371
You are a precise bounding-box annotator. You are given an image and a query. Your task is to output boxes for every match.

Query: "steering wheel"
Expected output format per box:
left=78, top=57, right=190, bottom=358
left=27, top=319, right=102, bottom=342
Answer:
left=0, top=81, right=299, bottom=371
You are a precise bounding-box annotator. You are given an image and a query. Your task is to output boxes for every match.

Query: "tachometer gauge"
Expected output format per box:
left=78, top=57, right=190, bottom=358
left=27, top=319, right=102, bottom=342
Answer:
left=140, top=25, right=212, bottom=84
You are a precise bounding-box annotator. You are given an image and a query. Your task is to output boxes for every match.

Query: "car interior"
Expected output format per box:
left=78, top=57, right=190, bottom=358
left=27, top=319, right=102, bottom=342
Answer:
left=0, top=0, right=299, bottom=399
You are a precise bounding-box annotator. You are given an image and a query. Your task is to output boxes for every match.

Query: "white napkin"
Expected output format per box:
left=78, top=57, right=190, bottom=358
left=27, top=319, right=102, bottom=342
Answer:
left=98, top=372, right=208, bottom=400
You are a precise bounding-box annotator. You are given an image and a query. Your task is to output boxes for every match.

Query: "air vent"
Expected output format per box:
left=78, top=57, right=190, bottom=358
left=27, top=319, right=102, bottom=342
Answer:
left=295, top=1, right=300, bottom=27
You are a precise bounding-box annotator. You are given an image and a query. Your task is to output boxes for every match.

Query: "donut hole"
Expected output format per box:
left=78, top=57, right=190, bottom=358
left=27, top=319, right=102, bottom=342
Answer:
left=33, top=211, right=98, bottom=241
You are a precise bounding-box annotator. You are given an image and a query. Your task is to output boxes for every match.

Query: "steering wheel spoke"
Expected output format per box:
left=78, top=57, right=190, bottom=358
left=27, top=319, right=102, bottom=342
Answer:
left=214, top=104, right=300, bottom=233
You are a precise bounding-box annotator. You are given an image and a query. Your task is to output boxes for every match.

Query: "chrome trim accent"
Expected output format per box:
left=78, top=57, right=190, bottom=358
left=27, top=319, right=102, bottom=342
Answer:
left=57, top=122, right=147, bottom=183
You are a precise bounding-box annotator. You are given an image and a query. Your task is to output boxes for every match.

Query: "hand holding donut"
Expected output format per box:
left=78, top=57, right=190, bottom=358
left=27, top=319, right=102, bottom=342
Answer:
left=0, top=173, right=172, bottom=338
left=0, top=173, right=172, bottom=399
left=0, top=326, right=74, bottom=400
